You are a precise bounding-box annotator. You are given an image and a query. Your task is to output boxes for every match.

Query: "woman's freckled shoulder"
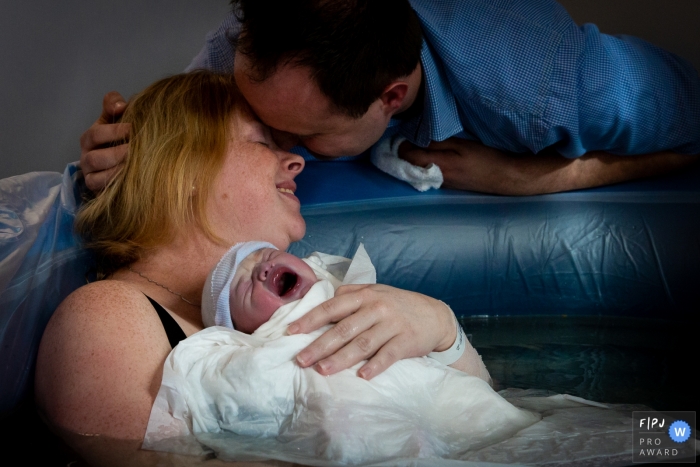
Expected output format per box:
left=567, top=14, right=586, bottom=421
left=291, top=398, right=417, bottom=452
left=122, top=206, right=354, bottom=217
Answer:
left=41, top=279, right=172, bottom=367
left=54, top=280, right=158, bottom=327
left=36, top=280, right=174, bottom=438
left=44, top=279, right=173, bottom=361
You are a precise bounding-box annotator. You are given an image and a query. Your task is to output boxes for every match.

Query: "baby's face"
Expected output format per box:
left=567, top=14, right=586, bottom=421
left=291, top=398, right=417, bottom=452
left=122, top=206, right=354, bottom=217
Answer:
left=229, top=248, right=317, bottom=333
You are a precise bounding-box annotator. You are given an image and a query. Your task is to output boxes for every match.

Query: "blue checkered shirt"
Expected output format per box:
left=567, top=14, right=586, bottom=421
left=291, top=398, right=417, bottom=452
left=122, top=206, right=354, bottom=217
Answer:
left=188, top=0, right=700, bottom=158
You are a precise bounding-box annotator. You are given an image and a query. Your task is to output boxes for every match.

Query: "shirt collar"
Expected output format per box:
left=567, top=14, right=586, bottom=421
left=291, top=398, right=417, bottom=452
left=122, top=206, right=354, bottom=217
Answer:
left=393, top=40, right=464, bottom=147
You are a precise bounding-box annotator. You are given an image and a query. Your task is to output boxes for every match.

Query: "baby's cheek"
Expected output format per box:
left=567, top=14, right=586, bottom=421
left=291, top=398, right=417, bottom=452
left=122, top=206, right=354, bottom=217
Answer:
left=252, top=294, right=285, bottom=328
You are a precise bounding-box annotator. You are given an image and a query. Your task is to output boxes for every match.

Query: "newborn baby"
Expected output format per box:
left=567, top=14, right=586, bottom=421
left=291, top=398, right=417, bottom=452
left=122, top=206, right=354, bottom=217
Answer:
left=202, top=241, right=490, bottom=380
left=201, top=241, right=318, bottom=333
left=144, top=242, right=539, bottom=464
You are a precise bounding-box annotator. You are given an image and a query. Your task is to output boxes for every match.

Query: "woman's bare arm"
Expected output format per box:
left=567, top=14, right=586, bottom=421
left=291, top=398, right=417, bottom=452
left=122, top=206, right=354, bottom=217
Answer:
left=35, top=281, right=296, bottom=467
left=35, top=282, right=171, bottom=448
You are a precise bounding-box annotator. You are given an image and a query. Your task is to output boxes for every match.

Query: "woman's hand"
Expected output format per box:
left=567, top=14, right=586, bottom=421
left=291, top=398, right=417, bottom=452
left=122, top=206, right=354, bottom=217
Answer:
left=287, top=284, right=457, bottom=380
left=80, top=91, right=131, bottom=192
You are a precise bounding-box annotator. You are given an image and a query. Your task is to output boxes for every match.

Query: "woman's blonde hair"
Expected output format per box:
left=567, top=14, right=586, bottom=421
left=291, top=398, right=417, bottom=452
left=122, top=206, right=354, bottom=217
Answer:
left=76, top=71, right=242, bottom=274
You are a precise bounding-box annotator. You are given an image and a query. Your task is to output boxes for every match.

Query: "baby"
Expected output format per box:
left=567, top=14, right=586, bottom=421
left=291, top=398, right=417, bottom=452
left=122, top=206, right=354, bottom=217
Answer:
left=201, top=241, right=490, bottom=380
left=144, top=242, right=538, bottom=463
left=201, top=241, right=318, bottom=334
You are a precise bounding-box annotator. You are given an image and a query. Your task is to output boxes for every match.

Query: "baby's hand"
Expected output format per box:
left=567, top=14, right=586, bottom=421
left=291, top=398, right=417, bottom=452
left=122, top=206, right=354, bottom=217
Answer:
left=287, top=284, right=456, bottom=380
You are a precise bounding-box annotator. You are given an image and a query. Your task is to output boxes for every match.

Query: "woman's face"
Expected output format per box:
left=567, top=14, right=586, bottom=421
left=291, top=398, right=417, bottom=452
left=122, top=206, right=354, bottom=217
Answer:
left=206, top=110, right=307, bottom=250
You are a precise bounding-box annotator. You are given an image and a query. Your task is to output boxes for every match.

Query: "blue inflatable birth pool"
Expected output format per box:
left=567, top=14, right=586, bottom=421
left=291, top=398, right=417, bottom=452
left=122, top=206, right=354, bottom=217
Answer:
left=1, top=159, right=699, bottom=416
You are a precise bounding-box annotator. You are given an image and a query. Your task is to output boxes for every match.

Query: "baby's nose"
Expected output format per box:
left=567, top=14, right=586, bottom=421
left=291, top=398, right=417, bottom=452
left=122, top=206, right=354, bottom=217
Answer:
left=255, top=262, right=273, bottom=282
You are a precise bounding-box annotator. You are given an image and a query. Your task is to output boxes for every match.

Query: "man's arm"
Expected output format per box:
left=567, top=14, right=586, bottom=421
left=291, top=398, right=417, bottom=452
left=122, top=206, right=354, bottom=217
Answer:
left=399, top=138, right=700, bottom=196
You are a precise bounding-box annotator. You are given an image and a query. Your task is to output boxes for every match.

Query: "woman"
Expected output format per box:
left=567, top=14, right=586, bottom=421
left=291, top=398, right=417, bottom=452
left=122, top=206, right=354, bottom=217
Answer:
left=35, top=71, right=458, bottom=465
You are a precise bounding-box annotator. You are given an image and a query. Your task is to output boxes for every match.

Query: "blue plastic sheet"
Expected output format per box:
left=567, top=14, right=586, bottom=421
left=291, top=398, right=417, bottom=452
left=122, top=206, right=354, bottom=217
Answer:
left=0, top=163, right=93, bottom=415
left=290, top=160, right=700, bottom=318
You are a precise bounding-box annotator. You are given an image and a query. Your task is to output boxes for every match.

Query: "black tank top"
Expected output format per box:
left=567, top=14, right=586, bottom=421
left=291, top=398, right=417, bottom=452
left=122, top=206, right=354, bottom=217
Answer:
left=146, top=295, right=187, bottom=348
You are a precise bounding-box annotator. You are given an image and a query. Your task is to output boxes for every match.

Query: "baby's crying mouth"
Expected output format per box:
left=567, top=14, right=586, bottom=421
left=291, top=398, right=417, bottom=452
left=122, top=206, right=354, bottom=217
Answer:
left=276, top=272, right=298, bottom=297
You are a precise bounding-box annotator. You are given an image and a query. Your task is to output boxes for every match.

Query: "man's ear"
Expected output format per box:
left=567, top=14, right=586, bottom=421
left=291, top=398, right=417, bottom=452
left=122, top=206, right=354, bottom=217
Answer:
left=379, top=81, right=409, bottom=115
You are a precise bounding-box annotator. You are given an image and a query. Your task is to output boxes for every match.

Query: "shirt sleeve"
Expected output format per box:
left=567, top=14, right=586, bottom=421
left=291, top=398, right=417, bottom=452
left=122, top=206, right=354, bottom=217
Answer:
left=185, top=12, right=240, bottom=74
left=411, top=0, right=700, bottom=157
left=547, top=23, right=700, bottom=157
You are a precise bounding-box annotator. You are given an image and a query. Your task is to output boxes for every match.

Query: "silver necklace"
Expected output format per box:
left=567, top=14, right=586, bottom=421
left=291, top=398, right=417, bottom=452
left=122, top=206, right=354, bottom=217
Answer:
left=128, top=266, right=200, bottom=306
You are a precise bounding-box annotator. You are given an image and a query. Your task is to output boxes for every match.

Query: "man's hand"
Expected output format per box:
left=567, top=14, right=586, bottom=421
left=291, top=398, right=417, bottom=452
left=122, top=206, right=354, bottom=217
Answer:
left=399, top=138, right=700, bottom=195
left=80, top=92, right=131, bottom=192
left=287, top=284, right=457, bottom=380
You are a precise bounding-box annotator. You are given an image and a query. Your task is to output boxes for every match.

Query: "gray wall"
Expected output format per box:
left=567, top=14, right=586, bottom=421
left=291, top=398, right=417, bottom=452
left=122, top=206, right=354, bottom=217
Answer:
left=1, top=1, right=699, bottom=179
left=0, top=1, right=230, bottom=178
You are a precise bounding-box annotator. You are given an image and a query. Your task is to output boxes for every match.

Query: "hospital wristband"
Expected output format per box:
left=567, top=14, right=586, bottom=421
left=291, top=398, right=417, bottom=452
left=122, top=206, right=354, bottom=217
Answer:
left=428, top=305, right=466, bottom=366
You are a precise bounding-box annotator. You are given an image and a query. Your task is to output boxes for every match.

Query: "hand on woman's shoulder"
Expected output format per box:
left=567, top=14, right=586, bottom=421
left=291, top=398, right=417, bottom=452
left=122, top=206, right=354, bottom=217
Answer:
left=35, top=280, right=173, bottom=440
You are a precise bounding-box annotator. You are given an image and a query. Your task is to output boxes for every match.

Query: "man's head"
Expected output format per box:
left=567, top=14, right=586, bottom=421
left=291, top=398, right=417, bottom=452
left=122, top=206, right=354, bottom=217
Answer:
left=202, top=242, right=317, bottom=333
left=231, top=0, right=423, bottom=157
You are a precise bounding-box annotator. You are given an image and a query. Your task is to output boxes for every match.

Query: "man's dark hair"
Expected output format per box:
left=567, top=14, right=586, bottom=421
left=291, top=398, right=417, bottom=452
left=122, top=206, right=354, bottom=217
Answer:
left=232, top=0, right=423, bottom=118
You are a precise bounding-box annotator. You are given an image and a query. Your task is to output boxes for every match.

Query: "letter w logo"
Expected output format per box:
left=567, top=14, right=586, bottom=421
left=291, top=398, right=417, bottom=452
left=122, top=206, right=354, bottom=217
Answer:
left=674, top=427, right=687, bottom=437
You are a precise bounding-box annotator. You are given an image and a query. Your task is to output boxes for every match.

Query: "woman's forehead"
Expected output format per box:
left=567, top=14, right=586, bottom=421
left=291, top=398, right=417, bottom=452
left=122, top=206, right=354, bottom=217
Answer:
left=229, top=106, right=268, bottom=140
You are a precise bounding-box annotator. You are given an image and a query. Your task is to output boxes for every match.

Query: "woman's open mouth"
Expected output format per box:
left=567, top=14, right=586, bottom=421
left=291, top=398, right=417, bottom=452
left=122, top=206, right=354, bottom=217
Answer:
left=277, top=183, right=300, bottom=203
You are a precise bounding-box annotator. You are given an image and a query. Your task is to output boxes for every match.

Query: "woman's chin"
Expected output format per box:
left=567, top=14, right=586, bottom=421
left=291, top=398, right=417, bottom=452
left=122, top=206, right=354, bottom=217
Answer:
left=290, top=221, right=307, bottom=243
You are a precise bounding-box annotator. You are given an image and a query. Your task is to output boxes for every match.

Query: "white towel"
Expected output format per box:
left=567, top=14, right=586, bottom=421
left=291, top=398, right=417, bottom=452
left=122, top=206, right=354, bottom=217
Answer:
left=370, top=135, right=443, bottom=192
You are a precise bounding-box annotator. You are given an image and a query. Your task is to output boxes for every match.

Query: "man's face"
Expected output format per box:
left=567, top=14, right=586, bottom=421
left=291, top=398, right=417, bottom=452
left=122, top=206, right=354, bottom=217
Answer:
left=234, top=52, right=392, bottom=158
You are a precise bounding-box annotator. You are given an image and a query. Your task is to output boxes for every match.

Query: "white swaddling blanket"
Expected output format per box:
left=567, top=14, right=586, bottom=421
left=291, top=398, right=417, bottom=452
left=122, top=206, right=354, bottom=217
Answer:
left=143, top=246, right=540, bottom=464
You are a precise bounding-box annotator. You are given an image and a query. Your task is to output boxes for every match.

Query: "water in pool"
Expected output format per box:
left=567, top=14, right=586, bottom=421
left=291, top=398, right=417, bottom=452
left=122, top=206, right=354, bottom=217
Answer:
left=460, top=314, right=697, bottom=413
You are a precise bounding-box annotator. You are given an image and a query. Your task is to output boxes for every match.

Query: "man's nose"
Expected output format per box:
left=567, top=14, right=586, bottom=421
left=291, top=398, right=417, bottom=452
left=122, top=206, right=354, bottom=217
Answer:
left=271, top=129, right=301, bottom=151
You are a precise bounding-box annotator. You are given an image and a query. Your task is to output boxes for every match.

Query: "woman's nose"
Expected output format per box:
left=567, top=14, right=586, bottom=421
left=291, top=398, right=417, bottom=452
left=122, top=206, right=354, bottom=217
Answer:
left=279, top=151, right=305, bottom=175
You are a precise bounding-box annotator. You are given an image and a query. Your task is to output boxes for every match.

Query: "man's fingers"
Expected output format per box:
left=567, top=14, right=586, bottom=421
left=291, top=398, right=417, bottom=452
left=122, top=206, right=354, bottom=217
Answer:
left=83, top=165, right=121, bottom=193
left=81, top=143, right=128, bottom=174
left=80, top=122, right=131, bottom=155
left=401, top=148, right=449, bottom=168
left=399, top=143, right=455, bottom=168
left=99, top=91, right=128, bottom=124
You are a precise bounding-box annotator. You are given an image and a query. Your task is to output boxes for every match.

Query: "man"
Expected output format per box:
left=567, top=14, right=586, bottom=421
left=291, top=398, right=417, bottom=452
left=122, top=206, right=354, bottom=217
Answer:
left=81, top=0, right=700, bottom=194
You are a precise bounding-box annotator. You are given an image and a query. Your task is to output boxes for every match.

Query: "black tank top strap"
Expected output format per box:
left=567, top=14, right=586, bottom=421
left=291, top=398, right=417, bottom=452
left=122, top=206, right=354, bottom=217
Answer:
left=145, top=295, right=187, bottom=348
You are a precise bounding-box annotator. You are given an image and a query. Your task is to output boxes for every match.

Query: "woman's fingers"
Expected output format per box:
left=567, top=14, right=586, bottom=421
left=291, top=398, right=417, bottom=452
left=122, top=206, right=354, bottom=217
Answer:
left=312, top=321, right=397, bottom=377
left=291, top=284, right=457, bottom=379
left=288, top=284, right=371, bottom=335
left=292, top=289, right=376, bottom=367
left=357, top=335, right=405, bottom=380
